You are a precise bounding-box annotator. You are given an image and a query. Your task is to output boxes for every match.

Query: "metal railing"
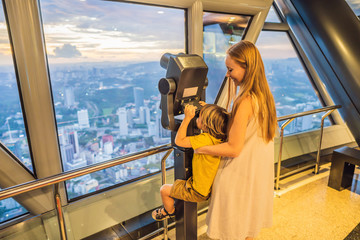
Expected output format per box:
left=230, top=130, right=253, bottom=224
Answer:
left=275, top=105, right=341, bottom=190
left=0, top=105, right=341, bottom=239
left=160, top=148, right=173, bottom=240
left=0, top=144, right=173, bottom=240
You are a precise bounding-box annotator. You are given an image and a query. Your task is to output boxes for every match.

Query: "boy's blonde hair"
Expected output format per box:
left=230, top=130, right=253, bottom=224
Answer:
left=199, top=104, right=229, bottom=141
left=226, top=40, right=277, bottom=143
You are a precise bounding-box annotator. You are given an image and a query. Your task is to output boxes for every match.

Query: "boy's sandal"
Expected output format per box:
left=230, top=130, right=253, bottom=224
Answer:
left=152, top=207, right=175, bottom=221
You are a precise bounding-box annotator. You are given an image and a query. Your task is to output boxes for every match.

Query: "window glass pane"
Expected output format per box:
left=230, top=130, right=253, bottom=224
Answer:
left=40, top=0, right=184, bottom=198
left=256, top=31, right=330, bottom=134
left=0, top=193, right=28, bottom=223
left=345, top=0, right=360, bottom=17
left=265, top=5, right=282, bottom=23
left=203, top=12, right=251, bottom=103
left=0, top=1, right=30, bottom=223
left=67, top=151, right=173, bottom=199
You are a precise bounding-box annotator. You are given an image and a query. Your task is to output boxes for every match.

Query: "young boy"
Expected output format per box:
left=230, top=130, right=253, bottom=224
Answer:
left=152, top=104, right=229, bottom=221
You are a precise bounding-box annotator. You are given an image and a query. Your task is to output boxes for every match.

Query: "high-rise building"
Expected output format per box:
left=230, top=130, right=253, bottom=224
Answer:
left=69, top=131, right=79, bottom=154
left=155, top=103, right=161, bottom=139
left=60, top=143, right=75, bottom=167
left=148, top=121, right=156, bottom=136
left=85, top=151, right=95, bottom=165
left=127, top=108, right=134, bottom=127
left=103, top=141, right=113, bottom=155
left=133, top=87, right=144, bottom=114
left=64, top=87, right=75, bottom=108
left=65, top=144, right=75, bottom=163
left=144, top=107, right=151, bottom=124
left=139, top=106, right=151, bottom=124
left=58, top=127, right=68, bottom=146
left=117, top=108, right=129, bottom=136
left=77, top=109, right=90, bottom=129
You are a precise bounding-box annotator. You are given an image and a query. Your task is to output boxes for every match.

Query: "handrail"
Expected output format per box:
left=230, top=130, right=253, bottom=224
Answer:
left=0, top=143, right=172, bottom=240
left=160, top=148, right=173, bottom=240
left=275, top=105, right=341, bottom=190
left=0, top=105, right=342, bottom=239
left=277, top=105, right=341, bottom=122
left=0, top=143, right=171, bottom=201
left=0, top=105, right=341, bottom=199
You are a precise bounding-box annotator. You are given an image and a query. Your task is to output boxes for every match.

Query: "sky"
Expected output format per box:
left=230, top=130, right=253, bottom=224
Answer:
left=0, top=0, right=359, bottom=65
left=256, top=31, right=297, bottom=60
left=39, top=0, right=185, bottom=64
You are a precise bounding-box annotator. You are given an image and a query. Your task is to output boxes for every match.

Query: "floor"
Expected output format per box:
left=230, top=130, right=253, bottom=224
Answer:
left=152, top=163, right=360, bottom=240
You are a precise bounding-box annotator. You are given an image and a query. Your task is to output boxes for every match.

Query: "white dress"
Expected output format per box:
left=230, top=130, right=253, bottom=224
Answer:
left=206, top=116, right=274, bottom=240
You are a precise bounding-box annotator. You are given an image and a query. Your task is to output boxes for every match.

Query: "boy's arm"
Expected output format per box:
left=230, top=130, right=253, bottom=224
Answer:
left=175, top=105, right=196, bottom=148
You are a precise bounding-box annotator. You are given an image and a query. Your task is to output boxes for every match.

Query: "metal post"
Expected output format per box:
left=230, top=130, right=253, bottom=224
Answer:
left=160, top=149, right=173, bottom=240
left=275, top=118, right=294, bottom=190
left=54, top=183, right=67, bottom=240
left=314, top=109, right=336, bottom=174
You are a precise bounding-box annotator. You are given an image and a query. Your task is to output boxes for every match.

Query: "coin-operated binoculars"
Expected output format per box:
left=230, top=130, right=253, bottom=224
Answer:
left=158, top=53, right=208, bottom=240
left=158, top=53, right=208, bottom=132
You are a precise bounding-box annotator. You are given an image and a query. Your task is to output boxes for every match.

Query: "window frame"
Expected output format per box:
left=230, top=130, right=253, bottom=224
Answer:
left=202, top=10, right=253, bottom=104
left=259, top=4, right=334, bottom=125
left=38, top=0, right=188, bottom=201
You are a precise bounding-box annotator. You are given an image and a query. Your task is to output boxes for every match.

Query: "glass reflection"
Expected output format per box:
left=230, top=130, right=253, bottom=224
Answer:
left=256, top=31, right=330, bottom=134
left=203, top=12, right=251, bottom=104
left=40, top=0, right=184, bottom=198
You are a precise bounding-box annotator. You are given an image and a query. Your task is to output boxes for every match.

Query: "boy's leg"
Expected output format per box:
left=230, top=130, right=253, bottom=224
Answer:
left=160, top=184, right=175, bottom=214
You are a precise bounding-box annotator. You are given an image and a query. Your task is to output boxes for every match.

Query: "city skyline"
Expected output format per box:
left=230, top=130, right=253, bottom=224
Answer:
left=0, top=56, right=330, bottom=222
left=0, top=0, right=338, bottom=223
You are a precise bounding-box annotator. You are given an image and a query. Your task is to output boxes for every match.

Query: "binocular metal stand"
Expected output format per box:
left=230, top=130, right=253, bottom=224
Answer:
left=171, top=127, right=198, bottom=240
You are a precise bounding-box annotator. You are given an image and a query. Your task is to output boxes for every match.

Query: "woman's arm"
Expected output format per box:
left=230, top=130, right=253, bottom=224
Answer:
left=195, top=96, right=253, bottom=158
left=174, top=105, right=196, bottom=148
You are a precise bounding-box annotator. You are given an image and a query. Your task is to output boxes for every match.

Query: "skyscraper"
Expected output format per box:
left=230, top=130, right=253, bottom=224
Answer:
left=133, top=87, right=144, bottom=114
left=139, top=106, right=151, bottom=124
left=103, top=141, right=113, bottom=155
left=69, top=131, right=80, bottom=154
left=117, top=107, right=128, bottom=136
left=148, top=121, right=156, bottom=136
left=64, top=87, right=75, bottom=108
left=61, top=143, right=75, bottom=170
left=77, top=109, right=90, bottom=129
left=58, top=127, right=67, bottom=146
left=127, top=108, right=134, bottom=127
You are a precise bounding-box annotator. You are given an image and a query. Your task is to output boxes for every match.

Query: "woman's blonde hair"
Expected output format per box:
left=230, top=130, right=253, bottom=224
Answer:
left=200, top=104, right=229, bottom=141
left=226, top=40, right=277, bottom=143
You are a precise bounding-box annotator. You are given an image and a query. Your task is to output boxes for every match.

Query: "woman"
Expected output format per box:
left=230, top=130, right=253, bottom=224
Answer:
left=196, top=40, right=277, bottom=240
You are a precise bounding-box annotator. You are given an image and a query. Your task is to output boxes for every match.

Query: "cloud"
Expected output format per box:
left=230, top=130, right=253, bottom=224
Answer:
left=40, top=0, right=185, bottom=63
left=53, top=43, right=81, bottom=58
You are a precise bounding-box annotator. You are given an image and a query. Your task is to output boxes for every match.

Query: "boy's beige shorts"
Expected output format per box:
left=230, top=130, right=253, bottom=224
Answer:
left=170, top=178, right=209, bottom=202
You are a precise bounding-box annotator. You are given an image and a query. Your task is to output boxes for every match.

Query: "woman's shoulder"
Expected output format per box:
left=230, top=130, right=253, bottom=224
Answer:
left=234, top=95, right=253, bottom=114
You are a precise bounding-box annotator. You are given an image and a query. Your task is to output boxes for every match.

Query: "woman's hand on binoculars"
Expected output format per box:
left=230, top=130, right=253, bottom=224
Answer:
left=199, top=101, right=207, bottom=106
left=184, top=104, right=197, bottom=120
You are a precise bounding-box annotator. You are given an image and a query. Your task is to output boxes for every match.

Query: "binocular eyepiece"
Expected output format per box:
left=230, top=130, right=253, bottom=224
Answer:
left=158, top=52, right=208, bottom=131
left=160, top=53, right=185, bottom=70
